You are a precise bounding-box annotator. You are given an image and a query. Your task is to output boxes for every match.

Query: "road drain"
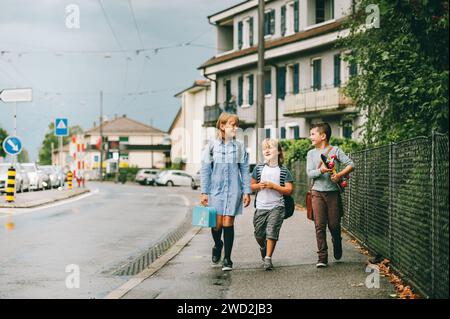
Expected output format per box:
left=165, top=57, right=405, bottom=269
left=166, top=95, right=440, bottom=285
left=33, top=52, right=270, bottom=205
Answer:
left=107, top=209, right=193, bottom=277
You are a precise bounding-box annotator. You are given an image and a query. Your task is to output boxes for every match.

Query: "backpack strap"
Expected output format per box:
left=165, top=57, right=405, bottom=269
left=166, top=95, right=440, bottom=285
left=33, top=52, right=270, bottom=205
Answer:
left=280, top=166, right=288, bottom=187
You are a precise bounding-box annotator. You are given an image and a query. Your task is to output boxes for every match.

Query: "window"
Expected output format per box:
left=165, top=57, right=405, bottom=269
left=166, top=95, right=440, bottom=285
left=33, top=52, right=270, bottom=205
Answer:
left=334, top=53, right=341, bottom=87
left=238, top=76, right=243, bottom=106
left=315, top=0, right=334, bottom=24
left=312, top=59, right=322, bottom=91
left=264, top=10, right=275, bottom=36
left=119, top=136, right=129, bottom=142
left=288, top=125, right=300, bottom=139
left=294, top=0, right=299, bottom=32
left=343, top=120, right=353, bottom=138
left=278, top=66, right=286, bottom=100
left=265, top=128, right=271, bottom=138
left=349, top=59, right=358, bottom=77
left=264, top=69, right=272, bottom=95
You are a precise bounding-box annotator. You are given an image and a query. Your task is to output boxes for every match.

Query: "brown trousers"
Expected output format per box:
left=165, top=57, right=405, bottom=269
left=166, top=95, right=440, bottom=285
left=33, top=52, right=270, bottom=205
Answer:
left=311, top=190, right=342, bottom=263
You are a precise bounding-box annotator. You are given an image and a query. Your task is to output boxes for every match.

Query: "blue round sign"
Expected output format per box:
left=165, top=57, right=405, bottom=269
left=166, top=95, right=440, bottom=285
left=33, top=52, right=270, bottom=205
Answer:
left=2, top=136, right=23, bottom=156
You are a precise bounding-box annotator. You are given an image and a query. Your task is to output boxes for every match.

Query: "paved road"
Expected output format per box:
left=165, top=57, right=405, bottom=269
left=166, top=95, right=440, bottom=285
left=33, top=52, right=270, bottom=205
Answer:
left=0, top=182, right=199, bottom=299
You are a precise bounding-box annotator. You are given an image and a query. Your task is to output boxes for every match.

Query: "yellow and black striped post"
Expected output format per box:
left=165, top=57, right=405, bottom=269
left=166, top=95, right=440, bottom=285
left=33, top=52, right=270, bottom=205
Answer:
left=67, top=171, right=73, bottom=190
left=6, top=167, right=16, bottom=203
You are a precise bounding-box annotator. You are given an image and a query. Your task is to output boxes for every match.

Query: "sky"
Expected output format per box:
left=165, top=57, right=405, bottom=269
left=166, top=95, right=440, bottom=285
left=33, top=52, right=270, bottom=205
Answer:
left=0, top=0, right=242, bottom=161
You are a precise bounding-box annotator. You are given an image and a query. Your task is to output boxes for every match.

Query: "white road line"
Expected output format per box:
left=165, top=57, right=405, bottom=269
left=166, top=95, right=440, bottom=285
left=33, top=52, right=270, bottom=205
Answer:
left=0, top=189, right=99, bottom=218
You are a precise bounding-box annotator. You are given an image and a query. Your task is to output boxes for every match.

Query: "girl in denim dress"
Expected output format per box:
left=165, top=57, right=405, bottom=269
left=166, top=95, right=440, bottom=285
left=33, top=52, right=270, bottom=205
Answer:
left=200, top=112, right=251, bottom=271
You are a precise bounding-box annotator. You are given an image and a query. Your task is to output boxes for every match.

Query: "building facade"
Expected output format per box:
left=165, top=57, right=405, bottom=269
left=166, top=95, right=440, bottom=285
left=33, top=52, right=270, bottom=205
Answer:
left=199, top=0, right=363, bottom=165
left=170, top=80, right=214, bottom=176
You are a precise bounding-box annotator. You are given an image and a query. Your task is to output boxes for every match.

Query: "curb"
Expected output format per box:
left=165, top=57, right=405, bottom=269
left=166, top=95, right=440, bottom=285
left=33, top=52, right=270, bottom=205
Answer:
left=104, top=226, right=202, bottom=299
left=0, top=189, right=91, bottom=208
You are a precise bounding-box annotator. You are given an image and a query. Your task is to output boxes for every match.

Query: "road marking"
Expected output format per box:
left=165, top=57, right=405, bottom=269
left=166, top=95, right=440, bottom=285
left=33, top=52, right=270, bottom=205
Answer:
left=104, top=226, right=202, bottom=299
left=0, top=189, right=99, bottom=218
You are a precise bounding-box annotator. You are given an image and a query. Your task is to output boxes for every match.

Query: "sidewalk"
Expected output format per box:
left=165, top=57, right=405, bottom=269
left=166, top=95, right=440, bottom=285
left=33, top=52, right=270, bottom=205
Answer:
left=120, top=204, right=396, bottom=299
left=0, top=187, right=90, bottom=208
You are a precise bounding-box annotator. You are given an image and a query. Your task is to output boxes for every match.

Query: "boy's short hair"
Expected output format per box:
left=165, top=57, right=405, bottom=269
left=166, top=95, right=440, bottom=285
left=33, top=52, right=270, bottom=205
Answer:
left=311, top=122, right=332, bottom=141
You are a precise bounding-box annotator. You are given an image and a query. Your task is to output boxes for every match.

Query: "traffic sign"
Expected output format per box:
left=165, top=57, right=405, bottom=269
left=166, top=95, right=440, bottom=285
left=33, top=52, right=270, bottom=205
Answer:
left=55, top=118, right=69, bottom=136
left=2, top=136, right=23, bottom=156
left=0, top=88, right=33, bottom=102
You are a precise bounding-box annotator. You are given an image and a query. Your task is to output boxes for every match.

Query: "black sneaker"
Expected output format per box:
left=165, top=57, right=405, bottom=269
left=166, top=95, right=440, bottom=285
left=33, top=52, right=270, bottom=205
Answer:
left=259, top=246, right=266, bottom=262
left=212, top=241, right=223, bottom=264
left=333, top=240, right=343, bottom=261
left=222, top=258, right=233, bottom=271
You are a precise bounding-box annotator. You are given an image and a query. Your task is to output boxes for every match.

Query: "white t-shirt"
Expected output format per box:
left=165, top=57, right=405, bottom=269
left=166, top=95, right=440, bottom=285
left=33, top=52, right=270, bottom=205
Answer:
left=255, top=165, right=282, bottom=210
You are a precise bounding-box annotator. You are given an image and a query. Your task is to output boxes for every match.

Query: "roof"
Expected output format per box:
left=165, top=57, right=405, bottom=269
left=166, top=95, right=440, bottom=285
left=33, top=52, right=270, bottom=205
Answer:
left=85, top=115, right=166, bottom=135
left=199, top=18, right=345, bottom=71
left=174, top=79, right=210, bottom=97
left=208, top=0, right=276, bottom=24
left=168, top=107, right=182, bottom=134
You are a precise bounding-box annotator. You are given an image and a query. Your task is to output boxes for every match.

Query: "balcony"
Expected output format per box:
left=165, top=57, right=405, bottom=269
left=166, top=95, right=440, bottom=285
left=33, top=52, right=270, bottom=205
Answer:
left=203, top=102, right=256, bottom=127
left=284, top=87, right=353, bottom=117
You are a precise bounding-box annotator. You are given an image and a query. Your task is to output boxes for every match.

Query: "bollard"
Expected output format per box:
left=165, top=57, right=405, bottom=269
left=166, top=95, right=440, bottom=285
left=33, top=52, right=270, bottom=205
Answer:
left=6, top=167, right=16, bottom=203
left=67, top=171, right=73, bottom=190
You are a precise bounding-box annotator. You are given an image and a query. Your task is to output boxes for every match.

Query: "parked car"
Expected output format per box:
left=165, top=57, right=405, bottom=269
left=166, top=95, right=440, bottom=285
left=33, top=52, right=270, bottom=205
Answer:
left=0, top=163, right=30, bottom=193
left=40, top=165, right=63, bottom=188
left=21, top=163, right=48, bottom=191
left=191, top=170, right=200, bottom=190
left=54, top=166, right=66, bottom=187
left=135, top=169, right=160, bottom=185
left=155, top=170, right=194, bottom=187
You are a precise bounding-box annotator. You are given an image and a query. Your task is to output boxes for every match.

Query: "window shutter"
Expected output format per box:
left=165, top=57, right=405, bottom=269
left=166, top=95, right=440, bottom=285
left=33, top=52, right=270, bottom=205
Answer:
left=238, top=21, right=243, bottom=49
left=281, top=6, right=286, bottom=36
left=293, top=126, right=300, bottom=139
left=264, top=12, right=270, bottom=36
left=249, top=17, right=254, bottom=46
left=249, top=74, right=254, bottom=105
left=270, top=10, right=275, bottom=34
left=334, top=54, right=341, bottom=87
left=313, top=59, right=322, bottom=91
left=265, top=128, right=271, bottom=138
left=294, top=0, right=299, bottom=32
left=238, top=76, right=243, bottom=106
left=264, top=70, right=272, bottom=95
left=280, top=127, right=286, bottom=139
left=278, top=66, right=286, bottom=100
left=293, top=63, right=299, bottom=94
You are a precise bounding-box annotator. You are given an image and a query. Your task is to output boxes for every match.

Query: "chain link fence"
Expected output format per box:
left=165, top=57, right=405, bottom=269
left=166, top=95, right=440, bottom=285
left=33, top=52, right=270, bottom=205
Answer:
left=288, top=133, right=448, bottom=299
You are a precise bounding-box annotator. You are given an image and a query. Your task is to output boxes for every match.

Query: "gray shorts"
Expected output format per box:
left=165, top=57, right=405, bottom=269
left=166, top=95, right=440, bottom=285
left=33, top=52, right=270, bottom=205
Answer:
left=253, top=206, right=285, bottom=241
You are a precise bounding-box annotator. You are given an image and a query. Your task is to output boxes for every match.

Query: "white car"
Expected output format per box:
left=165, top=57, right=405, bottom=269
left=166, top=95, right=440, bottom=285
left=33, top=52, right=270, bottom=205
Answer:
left=135, top=169, right=160, bottom=185
left=21, top=163, right=48, bottom=191
left=0, top=163, right=31, bottom=193
left=155, top=170, right=194, bottom=187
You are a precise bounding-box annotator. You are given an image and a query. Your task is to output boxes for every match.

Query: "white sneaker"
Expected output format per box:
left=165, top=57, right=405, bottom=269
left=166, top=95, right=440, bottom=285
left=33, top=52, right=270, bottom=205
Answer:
left=316, top=262, right=328, bottom=268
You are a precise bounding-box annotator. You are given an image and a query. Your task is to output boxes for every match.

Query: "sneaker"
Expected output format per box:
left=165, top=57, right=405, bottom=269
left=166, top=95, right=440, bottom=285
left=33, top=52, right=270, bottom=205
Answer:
left=263, top=257, right=273, bottom=271
left=259, top=246, right=266, bottom=262
left=212, top=241, right=223, bottom=264
left=316, top=262, right=328, bottom=268
left=222, top=258, right=233, bottom=271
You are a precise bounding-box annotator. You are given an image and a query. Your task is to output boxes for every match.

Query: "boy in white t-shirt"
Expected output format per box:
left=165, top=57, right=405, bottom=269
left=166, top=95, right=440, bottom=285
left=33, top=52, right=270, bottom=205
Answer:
left=250, top=138, right=294, bottom=270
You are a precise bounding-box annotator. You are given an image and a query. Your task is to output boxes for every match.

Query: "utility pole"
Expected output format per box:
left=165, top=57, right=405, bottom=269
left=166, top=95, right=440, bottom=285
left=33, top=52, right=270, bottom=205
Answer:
left=99, top=90, right=103, bottom=182
left=256, top=0, right=265, bottom=163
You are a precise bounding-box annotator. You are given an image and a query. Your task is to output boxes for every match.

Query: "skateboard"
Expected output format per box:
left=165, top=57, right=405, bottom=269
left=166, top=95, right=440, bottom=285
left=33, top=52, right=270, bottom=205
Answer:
left=320, top=153, right=350, bottom=191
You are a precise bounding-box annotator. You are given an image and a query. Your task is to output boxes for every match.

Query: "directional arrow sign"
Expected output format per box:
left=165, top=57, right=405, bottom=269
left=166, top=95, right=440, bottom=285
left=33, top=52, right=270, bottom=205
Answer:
left=2, top=136, right=23, bottom=156
left=0, top=88, right=33, bottom=102
left=55, top=118, right=69, bottom=136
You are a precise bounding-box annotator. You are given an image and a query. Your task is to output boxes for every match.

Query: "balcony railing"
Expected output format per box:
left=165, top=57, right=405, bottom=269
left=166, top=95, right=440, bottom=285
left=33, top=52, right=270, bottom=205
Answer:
left=204, top=102, right=257, bottom=126
left=284, top=86, right=353, bottom=116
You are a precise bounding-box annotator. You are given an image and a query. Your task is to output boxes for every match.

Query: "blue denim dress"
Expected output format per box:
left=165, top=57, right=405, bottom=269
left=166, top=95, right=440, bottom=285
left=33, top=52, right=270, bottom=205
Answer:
left=200, top=138, right=251, bottom=216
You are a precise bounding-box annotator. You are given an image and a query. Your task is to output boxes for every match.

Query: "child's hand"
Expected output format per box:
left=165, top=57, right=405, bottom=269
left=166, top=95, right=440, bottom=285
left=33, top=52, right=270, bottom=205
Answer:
left=243, top=194, right=250, bottom=207
left=320, top=166, right=333, bottom=174
left=264, top=181, right=275, bottom=189
left=200, top=194, right=208, bottom=206
left=257, top=183, right=267, bottom=190
left=330, top=173, right=341, bottom=183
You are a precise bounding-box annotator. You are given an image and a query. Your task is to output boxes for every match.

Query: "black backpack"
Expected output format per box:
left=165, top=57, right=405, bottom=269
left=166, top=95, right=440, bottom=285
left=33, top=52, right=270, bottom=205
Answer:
left=254, top=164, right=295, bottom=219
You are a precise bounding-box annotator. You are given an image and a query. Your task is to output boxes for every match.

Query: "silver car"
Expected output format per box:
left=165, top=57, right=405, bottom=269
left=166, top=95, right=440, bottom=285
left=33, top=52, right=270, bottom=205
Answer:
left=40, top=165, right=60, bottom=188
left=155, top=170, right=194, bottom=187
left=0, top=163, right=30, bottom=193
left=21, top=163, right=48, bottom=191
left=135, top=168, right=160, bottom=185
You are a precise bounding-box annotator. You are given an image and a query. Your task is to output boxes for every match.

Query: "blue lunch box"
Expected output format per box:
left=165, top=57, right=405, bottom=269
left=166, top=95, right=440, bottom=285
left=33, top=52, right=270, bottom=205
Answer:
left=192, top=206, right=217, bottom=228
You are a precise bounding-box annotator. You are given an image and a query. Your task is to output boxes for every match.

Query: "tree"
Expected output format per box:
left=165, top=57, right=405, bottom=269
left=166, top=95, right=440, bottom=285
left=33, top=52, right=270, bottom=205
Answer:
left=338, top=0, right=449, bottom=145
left=0, top=127, right=8, bottom=158
left=38, top=123, right=83, bottom=165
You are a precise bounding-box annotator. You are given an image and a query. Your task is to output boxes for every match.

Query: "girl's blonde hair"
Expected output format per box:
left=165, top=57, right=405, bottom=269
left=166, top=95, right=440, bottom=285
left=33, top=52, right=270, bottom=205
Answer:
left=262, top=138, right=284, bottom=165
left=216, top=112, right=239, bottom=139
